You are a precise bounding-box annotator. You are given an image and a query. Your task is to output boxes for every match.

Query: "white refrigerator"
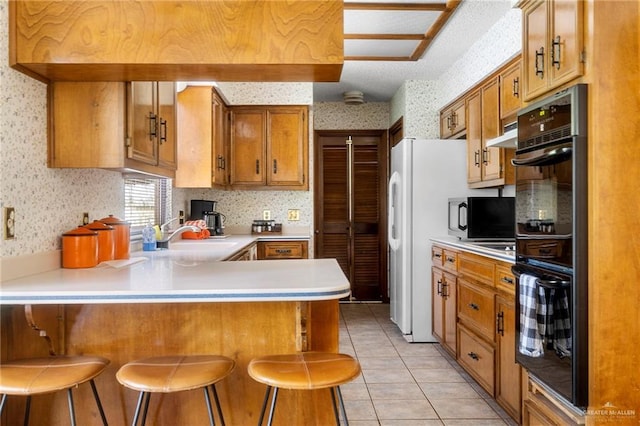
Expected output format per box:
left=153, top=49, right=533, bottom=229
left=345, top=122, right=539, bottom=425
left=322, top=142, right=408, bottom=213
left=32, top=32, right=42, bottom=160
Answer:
left=388, top=138, right=474, bottom=342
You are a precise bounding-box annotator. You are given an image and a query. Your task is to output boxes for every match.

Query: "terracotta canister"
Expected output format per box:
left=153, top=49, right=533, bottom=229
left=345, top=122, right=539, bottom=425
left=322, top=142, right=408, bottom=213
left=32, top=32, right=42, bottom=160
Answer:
left=99, top=215, right=130, bottom=260
left=62, top=227, right=98, bottom=268
left=84, top=220, right=115, bottom=263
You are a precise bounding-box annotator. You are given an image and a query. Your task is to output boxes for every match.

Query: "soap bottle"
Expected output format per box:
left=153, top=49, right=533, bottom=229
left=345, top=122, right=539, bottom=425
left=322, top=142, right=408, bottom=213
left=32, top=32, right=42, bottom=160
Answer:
left=142, top=221, right=157, bottom=251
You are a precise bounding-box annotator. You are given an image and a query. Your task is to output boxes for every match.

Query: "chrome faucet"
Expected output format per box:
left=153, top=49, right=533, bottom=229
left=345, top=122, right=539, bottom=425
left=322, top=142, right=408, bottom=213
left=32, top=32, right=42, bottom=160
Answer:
left=156, top=225, right=200, bottom=249
left=160, top=217, right=180, bottom=233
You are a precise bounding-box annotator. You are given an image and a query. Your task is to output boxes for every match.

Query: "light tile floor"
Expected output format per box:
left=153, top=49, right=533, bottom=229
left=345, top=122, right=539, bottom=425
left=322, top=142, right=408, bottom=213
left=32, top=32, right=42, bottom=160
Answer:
left=339, top=303, right=518, bottom=426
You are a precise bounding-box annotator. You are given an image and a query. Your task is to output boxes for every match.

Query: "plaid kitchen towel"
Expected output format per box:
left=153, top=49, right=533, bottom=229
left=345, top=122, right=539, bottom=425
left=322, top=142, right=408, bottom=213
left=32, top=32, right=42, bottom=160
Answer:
left=551, top=288, right=572, bottom=357
left=519, top=274, right=544, bottom=357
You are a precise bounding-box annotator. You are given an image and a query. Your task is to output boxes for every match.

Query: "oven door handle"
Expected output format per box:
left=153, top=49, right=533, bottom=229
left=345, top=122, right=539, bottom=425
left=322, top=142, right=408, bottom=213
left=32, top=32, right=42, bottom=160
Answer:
left=511, top=264, right=571, bottom=289
left=511, top=144, right=572, bottom=167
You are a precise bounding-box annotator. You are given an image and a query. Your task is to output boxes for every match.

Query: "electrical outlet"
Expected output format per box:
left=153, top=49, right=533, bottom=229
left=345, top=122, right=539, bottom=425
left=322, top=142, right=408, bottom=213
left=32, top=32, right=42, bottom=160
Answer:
left=4, top=207, right=15, bottom=240
left=288, top=209, right=300, bottom=221
left=263, top=210, right=271, bottom=220
left=82, top=212, right=90, bottom=225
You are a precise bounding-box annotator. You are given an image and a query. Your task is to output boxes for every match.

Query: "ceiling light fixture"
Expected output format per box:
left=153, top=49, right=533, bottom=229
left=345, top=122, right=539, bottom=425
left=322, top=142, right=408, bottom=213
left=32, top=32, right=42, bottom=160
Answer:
left=343, top=90, right=364, bottom=105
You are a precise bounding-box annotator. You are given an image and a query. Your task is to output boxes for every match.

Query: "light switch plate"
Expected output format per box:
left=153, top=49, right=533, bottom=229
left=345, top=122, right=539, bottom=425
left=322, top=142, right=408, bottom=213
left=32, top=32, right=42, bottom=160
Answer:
left=288, top=209, right=300, bottom=221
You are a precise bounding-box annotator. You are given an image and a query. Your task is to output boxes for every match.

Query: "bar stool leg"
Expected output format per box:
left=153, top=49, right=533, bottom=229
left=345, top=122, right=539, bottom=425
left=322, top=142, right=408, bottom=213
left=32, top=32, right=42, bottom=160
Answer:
left=210, top=384, right=226, bottom=426
left=336, top=386, right=349, bottom=426
left=24, top=395, right=31, bottom=426
left=89, top=379, right=109, bottom=425
left=257, top=385, right=272, bottom=425
left=132, top=391, right=151, bottom=426
left=330, top=388, right=340, bottom=425
left=67, top=388, right=77, bottom=426
left=266, top=387, right=279, bottom=426
left=0, top=394, right=6, bottom=416
left=203, top=386, right=216, bottom=426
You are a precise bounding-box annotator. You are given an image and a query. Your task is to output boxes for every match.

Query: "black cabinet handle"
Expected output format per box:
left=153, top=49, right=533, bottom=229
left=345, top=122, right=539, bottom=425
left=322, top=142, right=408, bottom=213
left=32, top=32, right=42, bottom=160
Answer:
left=468, top=303, right=479, bottom=311
left=467, top=352, right=479, bottom=361
left=500, top=276, right=514, bottom=285
left=273, top=159, right=278, bottom=174
left=512, top=77, right=519, bottom=98
left=551, top=35, right=561, bottom=70
left=255, top=159, right=260, bottom=174
left=442, top=282, right=449, bottom=298
left=437, top=279, right=443, bottom=296
left=159, top=118, right=167, bottom=143
left=535, top=46, right=545, bottom=78
left=148, top=112, right=157, bottom=140
left=496, top=311, right=504, bottom=336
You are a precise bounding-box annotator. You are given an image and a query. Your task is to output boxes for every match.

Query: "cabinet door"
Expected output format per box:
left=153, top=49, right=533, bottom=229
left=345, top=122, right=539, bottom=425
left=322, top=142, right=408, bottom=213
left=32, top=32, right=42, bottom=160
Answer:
left=443, top=271, right=457, bottom=356
left=500, top=62, right=522, bottom=120
left=230, top=108, right=266, bottom=185
left=267, top=107, right=307, bottom=187
left=549, top=0, right=583, bottom=87
left=466, top=91, right=482, bottom=184
left=522, top=0, right=549, bottom=101
left=49, top=82, right=126, bottom=169
left=432, top=268, right=445, bottom=343
left=212, top=91, right=228, bottom=186
left=128, top=81, right=158, bottom=165
left=157, top=82, right=176, bottom=170
left=481, top=79, right=502, bottom=181
left=496, top=295, right=522, bottom=422
left=175, top=86, right=213, bottom=187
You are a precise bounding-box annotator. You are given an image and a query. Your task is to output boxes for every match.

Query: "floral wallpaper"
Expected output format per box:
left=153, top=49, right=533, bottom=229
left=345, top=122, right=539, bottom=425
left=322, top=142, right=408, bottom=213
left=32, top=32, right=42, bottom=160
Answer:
left=0, top=2, right=123, bottom=258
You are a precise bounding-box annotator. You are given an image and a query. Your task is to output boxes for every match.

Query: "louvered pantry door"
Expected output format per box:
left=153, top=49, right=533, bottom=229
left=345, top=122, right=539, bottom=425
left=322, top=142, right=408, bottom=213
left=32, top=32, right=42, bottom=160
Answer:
left=314, top=132, right=388, bottom=301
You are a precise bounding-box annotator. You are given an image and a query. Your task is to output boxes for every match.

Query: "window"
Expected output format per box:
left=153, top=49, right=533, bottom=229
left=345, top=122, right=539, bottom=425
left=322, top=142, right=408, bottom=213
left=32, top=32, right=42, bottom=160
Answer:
left=124, top=178, right=172, bottom=233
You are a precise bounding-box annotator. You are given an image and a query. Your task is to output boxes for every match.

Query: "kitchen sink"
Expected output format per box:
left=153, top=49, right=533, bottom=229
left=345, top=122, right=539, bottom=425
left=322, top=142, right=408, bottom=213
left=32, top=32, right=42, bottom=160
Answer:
left=168, top=241, right=240, bottom=250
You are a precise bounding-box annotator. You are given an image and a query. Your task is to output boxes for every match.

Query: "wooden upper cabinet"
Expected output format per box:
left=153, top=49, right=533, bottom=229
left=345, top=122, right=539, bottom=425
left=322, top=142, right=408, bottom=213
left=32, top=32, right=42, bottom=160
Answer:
left=230, top=108, right=267, bottom=186
left=499, top=60, right=522, bottom=121
left=466, top=90, right=482, bottom=184
left=440, top=98, right=466, bottom=139
left=481, top=78, right=502, bottom=182
left=520, top=0, right=584, bottom=101
left=466, top=79, right=514, bottom=188
left=175, top=86, right=227, bottom=188
left=48, top=81, right=175, bottom=178
left=9, top=1, right=344, bottom=83
left=267, top=108, right=307, bottom=187
left=230, top=106, right=308, bottom=190
left=127, top=82, right=177, bottom=171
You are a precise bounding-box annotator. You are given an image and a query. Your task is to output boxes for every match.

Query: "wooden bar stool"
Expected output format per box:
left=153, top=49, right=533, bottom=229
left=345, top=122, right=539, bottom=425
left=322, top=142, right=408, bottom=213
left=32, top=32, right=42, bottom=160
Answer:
left=248, top=352, right=361, bottom=426
left=0, top=305, right=109, bottom=426
left=116, top=355, right=235, bottom=426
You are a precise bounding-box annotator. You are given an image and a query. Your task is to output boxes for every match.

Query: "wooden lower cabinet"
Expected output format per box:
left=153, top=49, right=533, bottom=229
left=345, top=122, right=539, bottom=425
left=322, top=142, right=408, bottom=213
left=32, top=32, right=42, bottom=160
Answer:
left=1, top=300, right=340, bottom=425
left=226, top=242, right=257, bottom=261
left=257, top=240, right=309, bottom=260
left=523, top=374, right=584, bottom=425
left=432, top=243, right=522, bottom=423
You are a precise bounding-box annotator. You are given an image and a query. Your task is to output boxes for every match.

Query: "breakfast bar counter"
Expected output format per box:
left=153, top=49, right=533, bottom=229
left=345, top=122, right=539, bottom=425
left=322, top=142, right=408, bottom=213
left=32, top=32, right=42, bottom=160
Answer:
left=0, top=249, right=349, bottom=425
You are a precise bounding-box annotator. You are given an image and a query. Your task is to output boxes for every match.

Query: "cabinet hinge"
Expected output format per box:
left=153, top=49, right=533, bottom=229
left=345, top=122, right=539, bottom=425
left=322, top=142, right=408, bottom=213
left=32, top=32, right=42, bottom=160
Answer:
left=125, top=137, right=131, bottom=147
left=580, top=49, right=587, bottom=63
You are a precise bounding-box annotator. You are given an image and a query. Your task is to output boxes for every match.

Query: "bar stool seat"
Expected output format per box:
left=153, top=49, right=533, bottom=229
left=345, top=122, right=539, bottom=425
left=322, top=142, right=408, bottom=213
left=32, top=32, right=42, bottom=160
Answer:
left=116, top=355, right=235, bottom=426
left=0, top=355, right=110, bottom=425
left=248, top=352, right=361, bottom=425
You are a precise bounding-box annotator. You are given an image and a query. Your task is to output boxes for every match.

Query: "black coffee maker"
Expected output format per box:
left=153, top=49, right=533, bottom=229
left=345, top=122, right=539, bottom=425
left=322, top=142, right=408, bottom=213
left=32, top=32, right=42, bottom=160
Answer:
left=190, top=200, right=225, bottom=236
left=190, top=200, right=216, bottom=220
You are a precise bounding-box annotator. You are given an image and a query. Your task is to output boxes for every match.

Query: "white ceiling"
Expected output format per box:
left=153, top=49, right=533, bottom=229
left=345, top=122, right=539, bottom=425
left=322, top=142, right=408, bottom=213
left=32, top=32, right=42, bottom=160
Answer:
left=313, top=0, right=514, bottom=103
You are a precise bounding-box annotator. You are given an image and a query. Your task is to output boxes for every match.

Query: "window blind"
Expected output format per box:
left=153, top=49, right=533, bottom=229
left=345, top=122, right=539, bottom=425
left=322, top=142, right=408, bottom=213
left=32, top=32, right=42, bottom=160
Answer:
left=124, top=178, right=172, bottom=231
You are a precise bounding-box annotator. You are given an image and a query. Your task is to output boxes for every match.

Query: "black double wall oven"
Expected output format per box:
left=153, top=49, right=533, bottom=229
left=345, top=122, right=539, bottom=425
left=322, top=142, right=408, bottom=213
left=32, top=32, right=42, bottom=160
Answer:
left=511, top=84, right=588, bottom=408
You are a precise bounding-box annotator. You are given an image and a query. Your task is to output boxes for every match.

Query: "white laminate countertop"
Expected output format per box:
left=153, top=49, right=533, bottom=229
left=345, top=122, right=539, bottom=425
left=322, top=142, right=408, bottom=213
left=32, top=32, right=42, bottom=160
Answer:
left=430, top=236, right=516, bottom=263
left=0, top=236, right=350, bottom=305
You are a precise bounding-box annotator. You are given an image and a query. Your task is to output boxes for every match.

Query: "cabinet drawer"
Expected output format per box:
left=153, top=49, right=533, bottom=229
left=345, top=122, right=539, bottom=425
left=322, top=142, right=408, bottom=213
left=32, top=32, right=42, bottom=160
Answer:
left=458, top=324, right=495, bottom=395
left=258, top=241, right=308, bottom=260
left=431, top=246, right=444, bottom=267
left=443, top=249, right=458, bottom=272
left=458, top=278, right=495, bottom=341
left=459, top=252, right=494, bottom=286
left=495, top=264, right=516, bottom=295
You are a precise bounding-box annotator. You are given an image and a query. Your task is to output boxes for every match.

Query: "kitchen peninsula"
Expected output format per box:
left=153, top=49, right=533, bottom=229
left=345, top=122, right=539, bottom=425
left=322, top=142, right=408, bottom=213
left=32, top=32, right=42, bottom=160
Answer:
left=0, top=240, right=349, bottom=425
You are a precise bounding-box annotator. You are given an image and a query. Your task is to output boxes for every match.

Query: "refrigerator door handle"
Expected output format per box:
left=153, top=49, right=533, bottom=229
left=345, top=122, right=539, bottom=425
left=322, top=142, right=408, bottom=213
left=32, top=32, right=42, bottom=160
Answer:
left=388, top=171, right=401, bottom=251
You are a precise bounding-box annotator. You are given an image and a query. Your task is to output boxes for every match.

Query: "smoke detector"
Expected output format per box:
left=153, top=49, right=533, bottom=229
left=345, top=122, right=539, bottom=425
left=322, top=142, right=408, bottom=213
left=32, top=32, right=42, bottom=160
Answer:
left=343, top=90, right=364, bottom=105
